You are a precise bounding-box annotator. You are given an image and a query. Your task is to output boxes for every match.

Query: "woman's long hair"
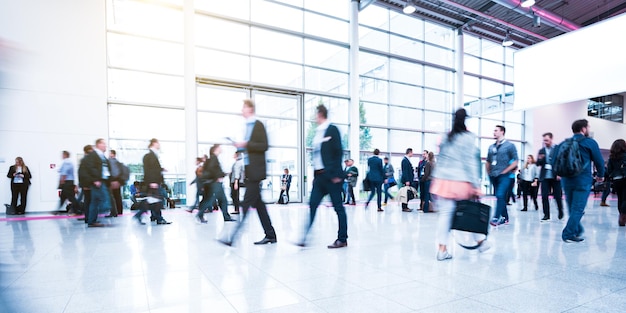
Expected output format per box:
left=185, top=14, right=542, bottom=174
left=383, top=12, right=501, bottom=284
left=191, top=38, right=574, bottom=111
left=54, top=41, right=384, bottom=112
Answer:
left=609, top=139, right=626, bottom=160
left=209, top=144, right=220, bottom=156
left=15, top=157, right=29, bottom=174
left=448, top=108, right=468, bottom=142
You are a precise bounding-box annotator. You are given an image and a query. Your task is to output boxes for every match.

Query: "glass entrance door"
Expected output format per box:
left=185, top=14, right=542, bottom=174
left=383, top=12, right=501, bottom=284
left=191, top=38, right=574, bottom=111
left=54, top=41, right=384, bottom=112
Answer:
left=196, top=83, right=303, bottom=203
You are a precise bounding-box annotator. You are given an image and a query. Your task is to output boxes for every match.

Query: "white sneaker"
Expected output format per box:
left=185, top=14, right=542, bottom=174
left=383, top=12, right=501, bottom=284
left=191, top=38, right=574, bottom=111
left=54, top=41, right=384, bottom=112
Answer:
left=478, top=240, right=492, bottom=253
left=437, top=250, right=453, bottom=261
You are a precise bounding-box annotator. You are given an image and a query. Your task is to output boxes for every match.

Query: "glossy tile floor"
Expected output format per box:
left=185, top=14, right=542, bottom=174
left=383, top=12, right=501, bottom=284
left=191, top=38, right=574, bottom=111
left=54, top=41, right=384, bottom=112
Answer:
left=2, top=195, right=626, bottom=313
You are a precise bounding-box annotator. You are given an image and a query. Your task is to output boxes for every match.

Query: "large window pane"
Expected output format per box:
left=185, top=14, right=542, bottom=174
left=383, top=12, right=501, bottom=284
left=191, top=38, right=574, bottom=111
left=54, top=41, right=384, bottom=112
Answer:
left=195, top=16, right=249, bottom=54
left=505, top=123, right=523, bottom=142
left=251, top=58, right=303, bottom=88
left=480, top=119, right=501, bottom=138
left=466, top=116, right=479, bottom=134
left=362, top=102, right=388, bottom=127
left=251, top=0, right=303, bottom=32
left=108, top=33, right=184, bottom=75
left=368, top=127, right=388, bottom=152
left=464, top=75, right=480, bottom=97
left=109, top=104, right=185, bottom=141
left=425, top=45, right=453, bottom=67
left=389, top=106, right=422, bottom=129
left=424, top=89, right=452, bottom=113
left=389, top=130, right=420, bottom=153
left=195, top=48, right=250, bottom=81
left=359, top=4, right=389, bottom=29
left=107, top=0, right=183, bottom=42
left=359, top=52, right=388, bottom=79
left=360, top=78, right=388, bottom=103
left=108, top=69, right=184, bottom=107
left=482, top=60, right=504, bottom=81
left=390, top=35, right=424, bottom=60
left=505, top=66, right=514, bottom=83
left=389, top=82, right=422, bottom=108
left=359, top=26, right=389, bottom=53
left=304, top=39, right=349, bottom=72
left=482, top=39, right=503, bottom=63
left=505, top=110, right=524, bottom=124
left=390, top=13, right=423, bottom=40
left=305, top=0, right=349, bottom=19
left=251, top=28, right=302, bottom=63
left=424, top=67, right=452, bottom=90
left=197, top=85, right=248, bottom=113
left=304, top=95, right=349, bottom=124
left=424, top=111, right=448, bottom=132
left=424, top=132, right=443, bottom=153
left=195, top=0, right=250, bottom=20
left=197, top=112, right=244, bottom=142
left=464, top=55, right=480, bottom=75
left=304, top=11, right=348, bottom=43
left=481, top=79, right=503, bottom=98
left=424, top=21, right=454, bottom=49
left=264, top=118, right=299, bottom=147
left=390, top=58, right=423, bottom=86
left=254, top=92, right=298, bottom=119
left=304, top=67, right=349, bottom=95
left=464, top=35, right=481, bottom=56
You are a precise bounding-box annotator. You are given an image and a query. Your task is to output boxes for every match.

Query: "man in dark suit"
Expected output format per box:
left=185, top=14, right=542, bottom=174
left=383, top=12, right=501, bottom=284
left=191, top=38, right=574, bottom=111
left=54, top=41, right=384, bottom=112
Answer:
left=343, top=159, right=358, bottom=205
left=300, top=104, right=348, bottom=248
left=400, top=148, right=414, bottom=212
left=222, top=99, right=276, bottom=246
left=365, top=149, right=384, bottom=212
left=81, top=138, right=112, bottom=227
left=134, top=138, right=171, bottom=225
left=536, top=132, right=564, bottom=221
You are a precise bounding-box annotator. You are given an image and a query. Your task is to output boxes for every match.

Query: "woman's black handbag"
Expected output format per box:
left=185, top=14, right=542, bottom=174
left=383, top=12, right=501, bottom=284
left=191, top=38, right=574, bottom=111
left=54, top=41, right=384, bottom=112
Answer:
left=451, top=200, right=491, bottom=236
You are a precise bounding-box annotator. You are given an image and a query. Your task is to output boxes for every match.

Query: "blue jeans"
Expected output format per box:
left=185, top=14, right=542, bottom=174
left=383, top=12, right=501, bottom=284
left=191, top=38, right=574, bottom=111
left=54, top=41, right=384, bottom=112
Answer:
left=383, top=183, right=393, bottom=203
left=366, top=181, right=383, bottom=209
left=304, top=173, right=347, bottom=242
left=601, top=181, right=611, bottom=202
left=490, top=174, right=512, bottom=221
left=197, top=182, right=231, bottom=221
left=87, top=184, right=111, bottom=224
left=562, top=185, right=590, bottom=240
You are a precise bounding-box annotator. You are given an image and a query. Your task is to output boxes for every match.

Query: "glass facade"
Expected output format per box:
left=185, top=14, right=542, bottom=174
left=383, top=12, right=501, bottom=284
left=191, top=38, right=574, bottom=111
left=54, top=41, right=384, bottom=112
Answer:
left=106, top=0, right=525, bottom=201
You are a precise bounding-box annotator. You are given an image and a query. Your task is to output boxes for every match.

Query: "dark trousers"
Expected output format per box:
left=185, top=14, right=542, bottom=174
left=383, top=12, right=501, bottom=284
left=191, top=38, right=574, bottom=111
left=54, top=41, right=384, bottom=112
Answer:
left=421, top=180, right=432, bottom=212
left=304, top=172, right=348, bottom=243
left=10, top=183, right=29, bottom=214
left=613, top=179, right=626, bottom=215
left=366, top=181, right=383, bottom=209
left=197, top=182, right=231, bottom=221
left=230, top=183, right=240, bottom=212
left=59, top=181, right=80, bottom=212
left=109, top=187, right=123, bottom=216
left=232, top=180, right=276, bottom=241
left=278, top=185, right=290, bottom=203
left=81, top=189, right=92, bottom=222
left=520, top=180, right=539, bottom=209
left=133, top=186, right=164, bottom=222
left=540, top=178, right=563, bottom=218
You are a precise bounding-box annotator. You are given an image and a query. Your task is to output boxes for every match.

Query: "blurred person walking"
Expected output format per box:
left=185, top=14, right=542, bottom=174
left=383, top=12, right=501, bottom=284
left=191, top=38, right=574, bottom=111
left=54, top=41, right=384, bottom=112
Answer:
left=519, top=155, right=540, bottom=212
left=365, top=149, right=384, bottom=212
left=431, top=108, right=488, bottom=261
left=195, top=144, right=235, bottom=223
left=58, top=151, right=81, bottom=215
left=607, top=139, right=626, bottom=226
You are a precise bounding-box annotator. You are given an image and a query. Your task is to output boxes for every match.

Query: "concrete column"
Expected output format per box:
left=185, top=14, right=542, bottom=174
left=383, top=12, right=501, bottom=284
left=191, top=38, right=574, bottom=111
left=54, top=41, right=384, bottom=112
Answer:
left=455, top=27, right=464, bottom=110
left=349, top=0, right=360, bottom=199
left=184, top=0, right=197, bottom=205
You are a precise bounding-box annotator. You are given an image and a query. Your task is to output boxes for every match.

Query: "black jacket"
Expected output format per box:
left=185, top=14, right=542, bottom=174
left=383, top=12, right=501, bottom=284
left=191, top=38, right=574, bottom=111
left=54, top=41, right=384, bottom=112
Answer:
left=202, top=154, right=225, bottom=184
left=319, top=124, right=345, bottom=180
left=245, top=120, right=269, bottom=182
left=401, top=156, right=414, bottom=184
left=143, top=150, right=164, bottom=185
left=7, top=165, right=32, bottom=185
left=81, top=150, right=110, bottom=187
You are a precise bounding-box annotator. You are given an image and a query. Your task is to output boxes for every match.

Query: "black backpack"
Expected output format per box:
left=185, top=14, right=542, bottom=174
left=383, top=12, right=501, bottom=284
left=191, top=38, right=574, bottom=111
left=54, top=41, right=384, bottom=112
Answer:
left=553, top=136, right=586, bottom=177
left=118, top=162, right=130, bottom=184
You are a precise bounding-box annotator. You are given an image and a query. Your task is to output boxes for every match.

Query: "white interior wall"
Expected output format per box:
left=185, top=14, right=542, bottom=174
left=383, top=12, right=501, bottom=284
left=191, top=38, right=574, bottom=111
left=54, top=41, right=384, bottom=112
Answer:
left=529, top=100, right=626, bottom=154
left=0, top=0, right=107, bottom=212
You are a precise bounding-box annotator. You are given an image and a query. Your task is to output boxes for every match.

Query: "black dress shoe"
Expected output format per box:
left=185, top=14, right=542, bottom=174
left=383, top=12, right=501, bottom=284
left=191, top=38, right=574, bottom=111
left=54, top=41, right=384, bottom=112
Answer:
left=224, top=218, right=237, bottom=222
left=521, top=208, right=528, bottom=212
left=88, top=223, right=105, bottom=227
left=156, top=219, right=172, bottom=225
left=231, top=211, right=240, bottom=214
left=104, top=214, right=117, bottom=218
left=327, top=240, right=347, bottom=249
left=254, top=237, right=277, bottom=245
left=218, top=239, right=232, bottom=246
left=558, top=211, right=564, bottom=220
left=150, top=216, right=157, bottom=222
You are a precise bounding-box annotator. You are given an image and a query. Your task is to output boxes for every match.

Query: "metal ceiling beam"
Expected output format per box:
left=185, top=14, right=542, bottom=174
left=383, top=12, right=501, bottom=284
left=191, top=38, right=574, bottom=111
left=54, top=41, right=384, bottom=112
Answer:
left=489, top=0, right=580, bottom=32
left=581, top=1, right=626, bottom=26
left=428, top=0, right=548, bottom=41
left=359, top=0, right=378, bottom=11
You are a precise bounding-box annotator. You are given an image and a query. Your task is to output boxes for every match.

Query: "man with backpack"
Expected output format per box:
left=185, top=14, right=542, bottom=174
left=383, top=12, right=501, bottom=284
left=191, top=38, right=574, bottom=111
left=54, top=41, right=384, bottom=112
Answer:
left=553, top=119, right=604, bottom=243
left=536, top=132, right=565, bottom=221
left=107, top=149, right=129, bottom=217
